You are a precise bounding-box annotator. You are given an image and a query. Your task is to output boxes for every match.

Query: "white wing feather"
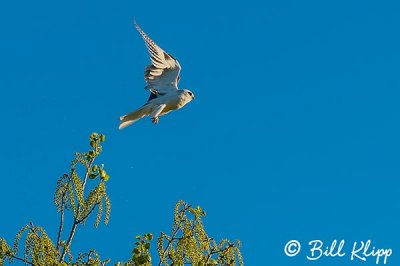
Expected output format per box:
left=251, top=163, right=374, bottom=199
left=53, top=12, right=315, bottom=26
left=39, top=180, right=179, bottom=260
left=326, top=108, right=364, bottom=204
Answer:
left=135, top=22, right=181, bottom=94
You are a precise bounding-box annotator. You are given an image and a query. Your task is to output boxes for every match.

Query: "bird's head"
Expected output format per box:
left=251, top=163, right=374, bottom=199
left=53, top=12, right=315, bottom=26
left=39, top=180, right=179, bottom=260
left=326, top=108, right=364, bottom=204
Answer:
left=183, top=89, right=195, bottom=101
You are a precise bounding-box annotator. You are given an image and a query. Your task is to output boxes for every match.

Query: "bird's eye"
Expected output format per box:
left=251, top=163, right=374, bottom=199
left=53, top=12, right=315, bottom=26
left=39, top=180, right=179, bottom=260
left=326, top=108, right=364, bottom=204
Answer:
left=187, top=91, right=192, bottom=96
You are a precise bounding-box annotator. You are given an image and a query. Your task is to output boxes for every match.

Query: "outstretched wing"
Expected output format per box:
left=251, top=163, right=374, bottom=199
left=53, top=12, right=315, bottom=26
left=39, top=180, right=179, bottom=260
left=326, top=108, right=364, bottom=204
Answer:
left=135, top=22, right=181, bottom=95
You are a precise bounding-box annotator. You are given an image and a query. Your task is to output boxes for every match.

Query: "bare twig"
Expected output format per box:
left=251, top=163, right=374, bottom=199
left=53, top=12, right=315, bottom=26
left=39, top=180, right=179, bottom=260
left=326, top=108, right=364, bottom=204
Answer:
left=86, top=250, right=94, bottom=263
left=11, top=254, right=33, bottom=265
left=204, top=244, right=234, bottom=265
left=76, top=203, right=98, bottom=224
left=56, top=195, right=65, bottom=250
left=59, top=221, right=76, bottom=262
left=29, top=222, right=39, bottom=238
left=82, top=154, right=95, bottom=190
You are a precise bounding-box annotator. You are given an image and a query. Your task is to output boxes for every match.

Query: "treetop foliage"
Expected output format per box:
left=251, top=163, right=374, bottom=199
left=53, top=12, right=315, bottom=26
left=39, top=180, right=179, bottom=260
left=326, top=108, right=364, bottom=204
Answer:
left=0, top=133, right=243, bottom=266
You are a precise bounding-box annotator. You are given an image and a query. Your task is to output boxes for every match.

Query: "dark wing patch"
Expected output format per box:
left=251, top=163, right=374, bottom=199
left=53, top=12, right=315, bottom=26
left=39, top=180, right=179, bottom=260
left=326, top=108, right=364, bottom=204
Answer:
left=147, top=91, right=158, bottom=102
left=144, top=65, right=157, bottom=82
left=146, top=90, right=167, bottom=102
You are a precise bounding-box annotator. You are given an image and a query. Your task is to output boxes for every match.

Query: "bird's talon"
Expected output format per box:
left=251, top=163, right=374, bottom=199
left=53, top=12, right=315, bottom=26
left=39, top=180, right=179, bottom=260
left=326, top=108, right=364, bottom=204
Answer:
left=152, top=117, right=159, bottom=124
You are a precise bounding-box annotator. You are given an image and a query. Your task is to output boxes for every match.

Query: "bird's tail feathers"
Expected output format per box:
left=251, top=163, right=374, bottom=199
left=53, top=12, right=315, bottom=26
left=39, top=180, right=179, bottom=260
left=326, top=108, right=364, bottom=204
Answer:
left=119, top=105, right=150, bottom=130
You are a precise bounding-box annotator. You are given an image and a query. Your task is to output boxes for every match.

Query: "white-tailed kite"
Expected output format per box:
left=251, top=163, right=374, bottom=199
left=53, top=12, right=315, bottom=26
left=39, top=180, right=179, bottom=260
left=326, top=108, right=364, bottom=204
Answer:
left=119, top=22, right=195, bottom=129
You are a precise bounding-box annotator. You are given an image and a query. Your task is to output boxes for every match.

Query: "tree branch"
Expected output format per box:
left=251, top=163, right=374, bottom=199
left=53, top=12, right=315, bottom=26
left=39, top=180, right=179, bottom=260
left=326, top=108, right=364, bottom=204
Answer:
left=82, top=155, right=95, bottom=190
left=58, top=156, right=96, bottom=262
left=11, top=254, right=33, bottom=265
left=76, top=202, right=99, bottom=224
left=29, top=222, right=40, bottom=238
left=56, top=195, right=65, bottom=251
left=59, top=221, right=76, bottom=262
left=204, top=244, right=234, bottom=264
left=158, top=204, right=191, bottom=266
left=86, top=250, right=94, bottom=263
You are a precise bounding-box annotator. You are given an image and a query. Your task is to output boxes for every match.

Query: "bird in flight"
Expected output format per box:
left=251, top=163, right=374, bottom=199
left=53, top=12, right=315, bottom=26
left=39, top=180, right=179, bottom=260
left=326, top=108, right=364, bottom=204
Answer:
left=119, top=22, right=195, bottom=129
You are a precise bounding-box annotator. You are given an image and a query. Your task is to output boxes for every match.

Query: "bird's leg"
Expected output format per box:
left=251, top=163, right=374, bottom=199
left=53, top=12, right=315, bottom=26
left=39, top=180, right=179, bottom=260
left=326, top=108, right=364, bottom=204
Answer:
left=150, top=104, right=166, bottom=125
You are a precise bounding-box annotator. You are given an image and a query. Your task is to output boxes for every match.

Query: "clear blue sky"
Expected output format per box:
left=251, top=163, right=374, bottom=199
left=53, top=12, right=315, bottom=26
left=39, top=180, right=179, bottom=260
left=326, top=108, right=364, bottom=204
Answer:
left=0, top=1, right=399, bottom=265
